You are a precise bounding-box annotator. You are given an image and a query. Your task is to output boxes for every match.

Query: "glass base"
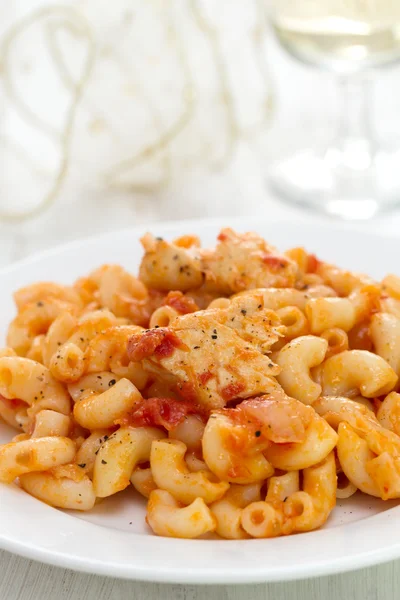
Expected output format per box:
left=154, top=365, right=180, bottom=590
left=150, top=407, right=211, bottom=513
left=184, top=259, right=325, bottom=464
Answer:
left=268, top=142, right=400, bottom=220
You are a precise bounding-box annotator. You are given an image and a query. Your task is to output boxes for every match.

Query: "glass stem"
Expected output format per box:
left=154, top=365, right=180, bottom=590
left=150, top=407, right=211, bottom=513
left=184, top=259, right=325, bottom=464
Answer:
left=337, top=76, right=375, bottom=149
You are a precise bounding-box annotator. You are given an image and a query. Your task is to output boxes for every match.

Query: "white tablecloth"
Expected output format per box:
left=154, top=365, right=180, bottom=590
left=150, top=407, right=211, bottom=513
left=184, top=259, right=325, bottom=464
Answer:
left=2, top=36, right=400, bottom=600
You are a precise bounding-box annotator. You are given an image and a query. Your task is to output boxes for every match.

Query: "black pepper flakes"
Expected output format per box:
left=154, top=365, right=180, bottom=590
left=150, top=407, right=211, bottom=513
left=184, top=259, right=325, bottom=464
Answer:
left=241, top=309, right=247, bottom=316
left=108, top=379, right=116, bottom=387
left=255, top=430, right=261, bottom=437
left=77, top=463, right=86, bottom=468
left=101, top=460, right=107, bottom=464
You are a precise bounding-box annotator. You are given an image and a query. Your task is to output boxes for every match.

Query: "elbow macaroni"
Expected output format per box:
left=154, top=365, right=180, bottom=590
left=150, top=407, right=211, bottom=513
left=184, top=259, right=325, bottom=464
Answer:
left=0, top=436, right=76, bottom=483
left=146, top=489, right=216, bottom=538
left=150, top=439, right=229, bottom=504
left=320, top=328, right=348, bottom=358
left=263, top=413, right=338, bottom=470
left=376, top=392, right=400, bottom=435
left=370, top=313, right=400, bottom=380
left=31, top=410, right=71, bottom=438
left=314, top=350, right=398, bottom=398
left=210, top=483, right=262, bottom=539
left=202, top=413, right=274, bottom=484
left=130, top=466, right=157, bottom=498
left=315, top=395, right=400, bottom=500
left=73, top=378, right=141, bottom=429
left=149, top=306, right=179, bottom=328
left=240, top=452, right=336, bottom=537
left=275, top=335, right=328, bottom=405
left=0, top=357, right=71, bottom=420
left=93, top=427, right=165, bottom=497
left=0, top=228, right=400, bottom=540
left=20, top=470, right=95, bottom=511
left=305, top=297, right=356, bottom=334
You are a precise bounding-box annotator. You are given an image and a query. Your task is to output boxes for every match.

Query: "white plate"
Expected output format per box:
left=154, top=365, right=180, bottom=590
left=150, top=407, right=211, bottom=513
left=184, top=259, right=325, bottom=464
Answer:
left=1, top=217, right=400, bottom=584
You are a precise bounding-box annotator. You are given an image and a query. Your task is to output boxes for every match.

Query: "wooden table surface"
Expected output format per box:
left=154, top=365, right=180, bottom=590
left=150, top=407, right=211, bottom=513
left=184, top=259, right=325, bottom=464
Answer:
left=1, top=549, right=399, bottom=600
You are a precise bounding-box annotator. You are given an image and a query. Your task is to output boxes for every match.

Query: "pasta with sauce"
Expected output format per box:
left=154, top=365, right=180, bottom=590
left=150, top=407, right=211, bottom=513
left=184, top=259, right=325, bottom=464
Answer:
left=0, top=228, right=400, bottom=539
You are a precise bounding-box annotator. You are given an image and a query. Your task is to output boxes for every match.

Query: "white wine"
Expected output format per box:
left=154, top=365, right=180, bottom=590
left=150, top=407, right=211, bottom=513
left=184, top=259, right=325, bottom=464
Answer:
left=267, top=1, right=400, bottom=220
left=270, top=1, right=400, bottom=72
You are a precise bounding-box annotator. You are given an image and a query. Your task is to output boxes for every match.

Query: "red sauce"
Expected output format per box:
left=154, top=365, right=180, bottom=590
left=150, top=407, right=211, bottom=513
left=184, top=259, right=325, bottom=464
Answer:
left=163, top=291, right=199, bottom=315
left=127, top=329, right=166, bottom=361
left=154, top=331, right=186, bottom=358
left=174, top=381, right=198, bottom=404
left=117, top=397, right=199, bottom=431
left=221, top=382, right=245, bottom=401
left=127, top=329, right=186, bottom=362
left=262, top=255, right=287, bottom=271
left=307, top=254, right=322, bottom=273
left=198, top=371, right=213, bottom=386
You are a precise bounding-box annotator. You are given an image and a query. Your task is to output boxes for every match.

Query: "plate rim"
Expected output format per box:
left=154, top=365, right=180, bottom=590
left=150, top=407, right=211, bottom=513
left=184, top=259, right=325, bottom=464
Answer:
left=1, top=216, right=400, bottom=584
left=2, top=520, right=400, bottom=584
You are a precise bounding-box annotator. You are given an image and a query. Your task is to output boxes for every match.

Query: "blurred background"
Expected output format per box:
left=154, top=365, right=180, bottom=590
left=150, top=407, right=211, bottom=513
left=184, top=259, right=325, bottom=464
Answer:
left=1, top=0, right=400, bottom=266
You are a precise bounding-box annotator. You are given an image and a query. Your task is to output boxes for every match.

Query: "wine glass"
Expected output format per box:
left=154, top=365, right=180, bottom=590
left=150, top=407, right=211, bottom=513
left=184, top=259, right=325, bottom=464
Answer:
left=267, top=0, right=400, bottom=219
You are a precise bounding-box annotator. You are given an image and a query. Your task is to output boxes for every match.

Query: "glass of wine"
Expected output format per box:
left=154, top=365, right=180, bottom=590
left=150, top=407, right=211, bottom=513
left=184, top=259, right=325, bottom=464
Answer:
left=267, top=0, right=400, bottom=219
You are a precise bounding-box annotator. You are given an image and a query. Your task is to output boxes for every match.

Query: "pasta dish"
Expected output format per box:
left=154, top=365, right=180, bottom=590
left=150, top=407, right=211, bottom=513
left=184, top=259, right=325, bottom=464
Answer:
left=0, top=228, right=399, bottom=540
